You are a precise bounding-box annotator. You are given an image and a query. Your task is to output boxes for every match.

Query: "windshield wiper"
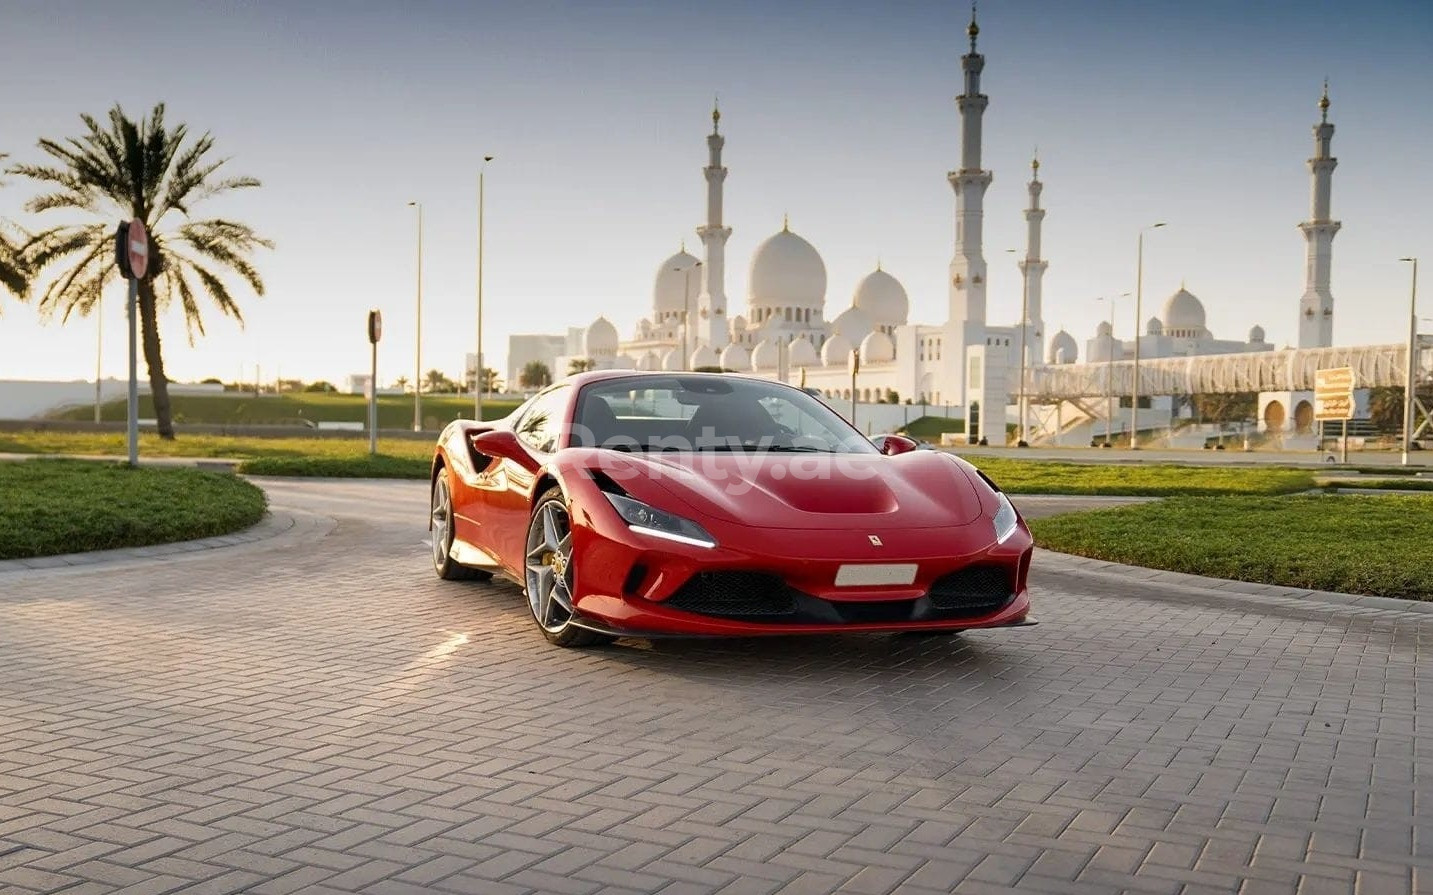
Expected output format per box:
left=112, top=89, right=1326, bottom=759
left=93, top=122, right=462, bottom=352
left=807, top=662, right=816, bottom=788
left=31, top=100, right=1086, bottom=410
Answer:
left=765, top=445, right=837, bottom=453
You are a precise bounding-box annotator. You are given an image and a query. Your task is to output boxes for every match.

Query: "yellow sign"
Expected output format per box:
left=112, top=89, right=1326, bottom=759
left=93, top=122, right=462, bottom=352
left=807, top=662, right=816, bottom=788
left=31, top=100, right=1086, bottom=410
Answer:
left=1314, top=366, right=1355, bottom=421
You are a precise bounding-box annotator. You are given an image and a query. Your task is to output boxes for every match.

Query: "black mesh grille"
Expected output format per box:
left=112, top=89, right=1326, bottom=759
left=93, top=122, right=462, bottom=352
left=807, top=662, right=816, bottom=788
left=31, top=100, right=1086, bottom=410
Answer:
left=927, top=566, right=1013, bottom=615
left=665, top=571, right=797, bottom=617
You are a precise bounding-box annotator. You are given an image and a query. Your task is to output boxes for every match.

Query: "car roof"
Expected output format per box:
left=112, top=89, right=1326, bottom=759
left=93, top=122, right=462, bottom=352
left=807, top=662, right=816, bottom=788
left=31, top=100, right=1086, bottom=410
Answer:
left=563, top=369, right=800, bottom=390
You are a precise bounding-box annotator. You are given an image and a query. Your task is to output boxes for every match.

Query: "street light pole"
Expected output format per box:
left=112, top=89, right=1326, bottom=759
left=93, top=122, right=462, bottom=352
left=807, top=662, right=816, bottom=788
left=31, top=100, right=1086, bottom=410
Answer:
left=1401, top=257, right=1420, bottom=465
left=475, top=156, right=493, bottom=421
left=675, top=261, right=701, bottom=369
left=1130, top=222, right=1166, bottom=449
left=408, top=201, right=423, bottom=431
left=94, top=288, right=103, bottom=423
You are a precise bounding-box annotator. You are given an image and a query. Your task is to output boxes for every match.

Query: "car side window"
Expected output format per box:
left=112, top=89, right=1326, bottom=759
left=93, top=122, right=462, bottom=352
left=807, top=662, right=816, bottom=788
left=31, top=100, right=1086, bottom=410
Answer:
left=514, top=386, right=569, bottom=453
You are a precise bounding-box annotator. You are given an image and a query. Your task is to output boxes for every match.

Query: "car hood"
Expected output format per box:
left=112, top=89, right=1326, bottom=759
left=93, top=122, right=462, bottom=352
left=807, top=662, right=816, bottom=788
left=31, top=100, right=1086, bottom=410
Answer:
left=600, top=451, right=986, bottom=530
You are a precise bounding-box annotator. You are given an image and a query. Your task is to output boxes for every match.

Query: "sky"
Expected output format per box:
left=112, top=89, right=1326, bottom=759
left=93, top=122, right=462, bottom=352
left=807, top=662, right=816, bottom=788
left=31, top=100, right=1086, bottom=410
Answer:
left=1, top=0, right=1430, bottom=388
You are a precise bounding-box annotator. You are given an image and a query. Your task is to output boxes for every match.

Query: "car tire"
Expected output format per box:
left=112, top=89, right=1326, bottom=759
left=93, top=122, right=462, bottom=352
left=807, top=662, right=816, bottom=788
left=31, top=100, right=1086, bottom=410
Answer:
left=524, top=487, right=613, bottom=648
left=431, top=467, right=493, bottom=582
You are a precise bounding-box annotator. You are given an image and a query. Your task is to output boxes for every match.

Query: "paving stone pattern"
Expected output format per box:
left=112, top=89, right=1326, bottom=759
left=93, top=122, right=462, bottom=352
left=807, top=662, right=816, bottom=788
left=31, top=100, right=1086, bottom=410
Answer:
left=0, top=481, right=1429, bottom=894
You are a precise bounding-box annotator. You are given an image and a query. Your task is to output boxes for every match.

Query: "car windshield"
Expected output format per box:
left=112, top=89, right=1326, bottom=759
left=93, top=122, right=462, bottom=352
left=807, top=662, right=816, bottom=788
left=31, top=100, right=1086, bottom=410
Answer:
left=571, top=375, right=879, bottom=454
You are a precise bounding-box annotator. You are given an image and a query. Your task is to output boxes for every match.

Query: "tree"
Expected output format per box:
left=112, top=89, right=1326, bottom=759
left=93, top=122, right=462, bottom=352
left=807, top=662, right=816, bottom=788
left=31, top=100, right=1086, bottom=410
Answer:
left=394, top=375, right=410, bottom=393
left=304, top=380, right=335, bottom=393
left=1368, top=387, right=1403, bottom=433
left=11, top=104, right=271, bottom=438
left=520, top=361, right=552, bottom=389
left=481, top=367, right=501, bottom=393
left=0, top=154, right=27, bottom=300
left=424, top=369, right=454, bottom=393
left=1192, top=392, right=1257, bottom=425
left=567, top=358, right=595, bottom=376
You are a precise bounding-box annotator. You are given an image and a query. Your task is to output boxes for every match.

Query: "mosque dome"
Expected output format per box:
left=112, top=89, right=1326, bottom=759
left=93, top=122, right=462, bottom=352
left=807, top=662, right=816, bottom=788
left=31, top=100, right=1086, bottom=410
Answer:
left=788, top=336, right=819, bottom=367
left=832, top=306, right=873, bottom=344
left=820, top=333, right=853, bottom=366
left=1146, top=316, right=1163, bottom=336
left=748, top=225, right=827, bottom=311
left=750, top=338, right=781, bottom=370
left=660, top=347, right=684, bottom=371
left=859, top=331, right=895, bottom=364
left=653, top=248, right=701, bottom=316
left=584, top=316, right=619, bottom=356
left=1162, top=287, right=1206, bottom=333
left=1249, top=324, right=1266, bottom=343
left=719, top=343, right=750, bottom=370
left=851, top=268, right=909, bottom=327
left=690, top=345, right=718, bottom=369
left=1046, top=329, right=1078, bottom=365
left=1096, top=320, right=1113, bottom=338
left=637, top=351, right=660, bottom=371
left=731, top=314, right=748, bottom=331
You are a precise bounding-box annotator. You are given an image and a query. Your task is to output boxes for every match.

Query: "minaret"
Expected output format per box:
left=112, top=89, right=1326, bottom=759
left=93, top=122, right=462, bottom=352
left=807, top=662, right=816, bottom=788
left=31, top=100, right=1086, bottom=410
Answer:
left=947, top=5, right=993, bottom=397
left=1018, top=153, right=1048, bottom=368
left=697, top=99, right=732, bottom=350
left=1298, top=81, right=1339, bottom=348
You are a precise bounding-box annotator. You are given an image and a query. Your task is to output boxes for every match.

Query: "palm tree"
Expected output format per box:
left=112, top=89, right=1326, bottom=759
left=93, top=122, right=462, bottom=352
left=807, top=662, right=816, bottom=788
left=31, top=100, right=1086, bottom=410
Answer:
left=0, top=154, right=27, bottom=299
left=1368, top=387, right=1403, bottom=433
left=520, top=361, right=552, bottom=389
left=10, top=104, right=271, bottom=438
left=567, top=357, right=595, bottom=376
left=424, top=369, right=453, bottom=394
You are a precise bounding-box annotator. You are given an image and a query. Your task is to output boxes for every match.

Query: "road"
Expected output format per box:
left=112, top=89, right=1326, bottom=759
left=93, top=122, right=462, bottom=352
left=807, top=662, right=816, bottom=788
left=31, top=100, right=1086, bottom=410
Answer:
left=0, top=479, right=1428, bottom=894
left=948, top=444, right=1433, bottom=469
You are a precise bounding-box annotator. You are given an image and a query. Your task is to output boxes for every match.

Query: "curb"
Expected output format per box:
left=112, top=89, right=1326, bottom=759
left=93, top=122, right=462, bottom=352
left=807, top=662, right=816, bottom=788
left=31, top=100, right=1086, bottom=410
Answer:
left=0, top=504, right=336, bottom=579
left=1037, top=547, right=1433, bottom=618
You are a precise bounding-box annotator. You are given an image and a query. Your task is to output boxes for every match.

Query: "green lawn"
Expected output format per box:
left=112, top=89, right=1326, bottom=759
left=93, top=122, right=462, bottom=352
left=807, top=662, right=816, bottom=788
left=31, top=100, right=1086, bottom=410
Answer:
left=0, top=430, right=433, bottom=461
left=48, top=393, right=521, bottom=428
left=239, top=455, right=428, bottom=479
left=961, top=456, right=1316, bottom=496
left=0, top=459, right=267, bottom=560
left=1030, top=493, right=1433, bottom=600
left=1325, top=478, right=1433, bottom=492
left=900, top=415, right=965, bottom=439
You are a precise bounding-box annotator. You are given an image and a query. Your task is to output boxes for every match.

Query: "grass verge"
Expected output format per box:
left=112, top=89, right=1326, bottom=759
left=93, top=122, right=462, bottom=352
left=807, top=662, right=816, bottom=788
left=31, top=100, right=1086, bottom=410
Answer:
left=0, top=459, right=267, bottom=560
left=962, top=456, right=1316, bottom=496
left=1029, top=493, right=1433, bottom=600
left=48, top=393, right=520, bottom=427
left=0, top=431, right=433, bottom=461
left=238, top=455, right=428, bottom=479
left=1324, top=478, right=1433, bottom=492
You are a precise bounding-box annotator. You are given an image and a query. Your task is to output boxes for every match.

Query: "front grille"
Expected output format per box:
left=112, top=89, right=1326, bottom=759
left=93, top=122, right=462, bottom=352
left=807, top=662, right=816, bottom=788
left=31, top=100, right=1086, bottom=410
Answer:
left=665, top=571, right=797, bottom=617
left=927, top=566, right=1013, bottom=616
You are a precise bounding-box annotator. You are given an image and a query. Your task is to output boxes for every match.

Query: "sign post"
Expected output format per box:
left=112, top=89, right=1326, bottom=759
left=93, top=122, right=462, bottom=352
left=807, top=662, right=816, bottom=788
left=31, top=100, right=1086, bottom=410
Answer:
left=367, top=310, right=383, bottom=456
left=114, top=220, right=149, bottom=467
left=1314, top=366, right=1355, bottom=464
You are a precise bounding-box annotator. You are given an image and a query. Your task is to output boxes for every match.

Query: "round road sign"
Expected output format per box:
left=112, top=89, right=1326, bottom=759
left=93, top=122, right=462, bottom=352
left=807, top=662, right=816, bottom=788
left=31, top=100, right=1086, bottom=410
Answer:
left=126, top=219, right=149, bottom=280
left=368, top=309, right=383, bottom=344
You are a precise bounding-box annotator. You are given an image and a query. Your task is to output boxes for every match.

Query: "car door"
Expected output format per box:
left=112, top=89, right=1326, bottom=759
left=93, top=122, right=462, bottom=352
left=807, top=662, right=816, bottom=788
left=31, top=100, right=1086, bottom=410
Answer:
left=488, top=385, right=570, bottom=572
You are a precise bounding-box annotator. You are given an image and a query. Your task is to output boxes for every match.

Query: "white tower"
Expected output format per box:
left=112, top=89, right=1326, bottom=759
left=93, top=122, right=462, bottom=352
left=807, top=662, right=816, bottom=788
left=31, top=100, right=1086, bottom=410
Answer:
left=697, top=100, right=732, bottom=350
left=1298, top=82, right=1339, bottom=348
left=946, top=6, right=993, bottom=403
left=1018, top=154, right=1048, bottom=368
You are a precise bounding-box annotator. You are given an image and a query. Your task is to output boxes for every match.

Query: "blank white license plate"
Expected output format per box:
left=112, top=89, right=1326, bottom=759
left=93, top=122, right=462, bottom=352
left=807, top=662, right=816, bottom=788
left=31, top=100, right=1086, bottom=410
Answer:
left=835, top=563, right=918, bottom=587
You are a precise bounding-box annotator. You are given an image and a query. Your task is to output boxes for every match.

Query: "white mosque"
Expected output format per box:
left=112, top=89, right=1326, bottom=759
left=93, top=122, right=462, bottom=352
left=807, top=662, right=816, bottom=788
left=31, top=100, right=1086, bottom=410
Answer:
left=514, top=9, right=1329, bottom=441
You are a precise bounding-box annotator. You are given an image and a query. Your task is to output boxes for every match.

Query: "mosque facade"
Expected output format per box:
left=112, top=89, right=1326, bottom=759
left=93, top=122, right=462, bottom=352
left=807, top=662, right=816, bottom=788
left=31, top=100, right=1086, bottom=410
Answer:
left=521, top=10, right=1326, bottom=441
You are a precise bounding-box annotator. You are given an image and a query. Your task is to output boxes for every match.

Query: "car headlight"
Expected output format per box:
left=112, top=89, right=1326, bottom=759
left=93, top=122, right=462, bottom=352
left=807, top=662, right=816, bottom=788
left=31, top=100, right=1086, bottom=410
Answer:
left=604, top=493, right=717, bottom=549
left=993, top=491, right=1019, bottom=545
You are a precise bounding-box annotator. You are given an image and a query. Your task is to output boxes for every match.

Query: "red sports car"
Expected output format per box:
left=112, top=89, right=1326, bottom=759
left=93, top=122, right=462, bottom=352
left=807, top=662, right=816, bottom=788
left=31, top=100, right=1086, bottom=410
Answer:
left=429, top=370, right=1035, bottom=647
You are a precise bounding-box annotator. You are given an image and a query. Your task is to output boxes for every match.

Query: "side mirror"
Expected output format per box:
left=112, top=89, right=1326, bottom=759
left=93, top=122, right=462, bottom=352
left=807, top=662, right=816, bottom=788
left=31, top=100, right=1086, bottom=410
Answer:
left=876, top=434, right=919, bottom=456
left=471, top=429, right=538, bottom=471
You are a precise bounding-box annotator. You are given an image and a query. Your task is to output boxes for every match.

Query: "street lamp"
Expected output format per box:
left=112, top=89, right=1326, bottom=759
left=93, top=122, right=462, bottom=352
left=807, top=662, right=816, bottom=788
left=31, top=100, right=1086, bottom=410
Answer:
left=1130, top=221, right=1166, bottom=449
left=475, top=156, right=494, bottom=421
left=674, top=260, right=702, bottom=369
left=1401, top=257, right=1420, bottom=465
left=408, top=201, right=424, bottom=431
left=1095, top=295, right=1127, bottom=447
left=1006, top=248, right=1031, bottom=447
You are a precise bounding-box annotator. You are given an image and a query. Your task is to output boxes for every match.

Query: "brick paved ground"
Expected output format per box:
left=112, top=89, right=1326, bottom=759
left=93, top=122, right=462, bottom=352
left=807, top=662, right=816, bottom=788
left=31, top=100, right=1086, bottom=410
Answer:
left=0, top=480, right=1429, bottom=894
